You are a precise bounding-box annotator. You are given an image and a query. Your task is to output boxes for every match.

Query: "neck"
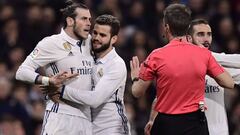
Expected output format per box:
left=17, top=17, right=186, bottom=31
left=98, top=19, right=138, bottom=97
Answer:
left=169, top=35, right=188, bottom=42
left=64, top=27, right=82, bottom=40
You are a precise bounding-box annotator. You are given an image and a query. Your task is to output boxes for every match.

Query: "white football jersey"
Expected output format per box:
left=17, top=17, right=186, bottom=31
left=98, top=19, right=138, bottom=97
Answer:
left=91, top=48, right=130, bottom=135
left=205, top=75, right=228, bottom=135
left=16, top=29, right=94, bottom=119
left=212, top=52, right=240, bottom=68
left=62, top=48, right=131, bottom=135
left=205, top=52, right=240, bottom=135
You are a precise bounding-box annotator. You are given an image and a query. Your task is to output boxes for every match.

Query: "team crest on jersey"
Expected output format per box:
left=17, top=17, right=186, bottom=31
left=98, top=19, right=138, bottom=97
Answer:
left=63, top=42, right=72, bottom=51
left=97, top=68, right=103, bottom=77
left=30, top=48, right=39, bottom=59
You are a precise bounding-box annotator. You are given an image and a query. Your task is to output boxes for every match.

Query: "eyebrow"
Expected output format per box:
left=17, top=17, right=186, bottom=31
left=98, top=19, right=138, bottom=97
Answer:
left=93, top=30, right=107, bottom=37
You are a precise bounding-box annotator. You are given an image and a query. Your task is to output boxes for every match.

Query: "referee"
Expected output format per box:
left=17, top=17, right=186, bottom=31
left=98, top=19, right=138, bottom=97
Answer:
left=130, top=4, right=236, bottom=135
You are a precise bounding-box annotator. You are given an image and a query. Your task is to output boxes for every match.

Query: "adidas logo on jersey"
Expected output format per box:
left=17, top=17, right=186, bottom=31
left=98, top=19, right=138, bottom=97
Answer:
left=68, top=52, right=74, bottom=56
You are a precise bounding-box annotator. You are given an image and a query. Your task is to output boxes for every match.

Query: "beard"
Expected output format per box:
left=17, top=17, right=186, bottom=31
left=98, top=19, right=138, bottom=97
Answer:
left=202, top=42, right=211, bottom=48
left=73, top=21, right=84, bottom=40
left=92, top=39, right=111, bottom=53
left=192, top=40, right=211, bottom=49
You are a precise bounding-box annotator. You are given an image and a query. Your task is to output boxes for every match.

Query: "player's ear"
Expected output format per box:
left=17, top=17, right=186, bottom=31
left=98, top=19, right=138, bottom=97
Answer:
left=165, top=24, right=170, bottom=31
left=186, top=35, right=192, bottom=43
left=110, top=35, right=118, bottom=45
left=66, top=17, right=74, bottom=27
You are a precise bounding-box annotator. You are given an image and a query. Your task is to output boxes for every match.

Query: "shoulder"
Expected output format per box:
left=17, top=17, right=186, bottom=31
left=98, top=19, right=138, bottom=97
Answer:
left=36, top=33, right=69, bottom=52
left=186, top=43, right=212, bottom=55
left=114, top=55, right=126, bottom=67
left=36, top=34, right=60, bottom=48
left=146, top=48, right=163, bottom=60
left=109, top=54, right=127, bottom=73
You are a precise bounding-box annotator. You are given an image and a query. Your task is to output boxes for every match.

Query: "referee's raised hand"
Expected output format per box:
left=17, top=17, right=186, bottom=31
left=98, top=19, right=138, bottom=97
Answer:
left=130, top=56, right=140, bottom=82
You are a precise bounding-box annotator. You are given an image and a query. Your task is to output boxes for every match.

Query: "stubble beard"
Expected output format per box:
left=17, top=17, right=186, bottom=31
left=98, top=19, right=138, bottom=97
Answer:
left=92, top=39, right=111, bottom=53
left=73, top=22, right=85, bottom=40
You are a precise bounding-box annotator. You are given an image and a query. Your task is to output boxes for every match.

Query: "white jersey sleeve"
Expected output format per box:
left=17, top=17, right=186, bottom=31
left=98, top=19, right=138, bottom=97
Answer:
left=212, top=52, right=240, bottom=68
left=62, top=61, right=126, bottom=108
left=16, top=36, right=68, bottom=83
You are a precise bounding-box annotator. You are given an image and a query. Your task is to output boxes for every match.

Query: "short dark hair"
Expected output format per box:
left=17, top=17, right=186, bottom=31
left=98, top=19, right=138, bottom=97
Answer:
left=60, top=0, right=89, bottom=28
left=164, top=4, right=191, bottom=36
left=95, top=14, right=120, bottom=36
left=187, top=19, right=209, bottom=36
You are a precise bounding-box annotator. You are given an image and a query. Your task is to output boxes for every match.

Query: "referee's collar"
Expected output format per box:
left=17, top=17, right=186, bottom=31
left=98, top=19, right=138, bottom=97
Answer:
left=60, top=28, right=82, bottom=46
left=166, top=38, right=190, bottom=47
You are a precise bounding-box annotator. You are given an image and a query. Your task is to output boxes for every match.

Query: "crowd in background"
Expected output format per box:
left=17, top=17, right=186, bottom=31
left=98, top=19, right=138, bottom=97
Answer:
left=0, top=0, right=239, bottom=135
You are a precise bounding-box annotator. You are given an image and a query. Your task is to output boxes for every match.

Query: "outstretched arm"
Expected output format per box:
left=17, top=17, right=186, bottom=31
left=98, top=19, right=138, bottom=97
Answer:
left=214, top=70, right=235, bottom=89
left=212, top=52, right=240, bottom=68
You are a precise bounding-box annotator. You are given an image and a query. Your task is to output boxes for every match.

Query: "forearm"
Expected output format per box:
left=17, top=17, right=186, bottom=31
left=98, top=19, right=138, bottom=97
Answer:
left=62, top=85, right=117, bottom=108
left=16, top=58, right=40, bottom=83
left=16, top=57, right=51, bottom=85
left=132, top=79, right=152, bottom=98
left=149, top=98, right=158, bottom=122
left=61, top=86, right=85, bottom=105
left=214, top=71, right=235, bottom=89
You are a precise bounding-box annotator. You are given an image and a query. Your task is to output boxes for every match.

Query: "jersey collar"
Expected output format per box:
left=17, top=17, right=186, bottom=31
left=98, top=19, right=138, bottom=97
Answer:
left=96, top=48, right=117, bottom=64
left=60, top=28, right=82, bottom=46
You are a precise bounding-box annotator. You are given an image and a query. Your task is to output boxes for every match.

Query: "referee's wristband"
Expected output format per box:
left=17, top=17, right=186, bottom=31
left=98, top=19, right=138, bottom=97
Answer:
left=131, top=77, right=139, bottom=84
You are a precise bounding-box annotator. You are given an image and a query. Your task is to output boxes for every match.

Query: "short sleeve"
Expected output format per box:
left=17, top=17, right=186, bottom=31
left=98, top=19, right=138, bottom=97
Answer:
left=207, top=52, right=224, bottom=78
left=139, top=52, right=157, bottom=81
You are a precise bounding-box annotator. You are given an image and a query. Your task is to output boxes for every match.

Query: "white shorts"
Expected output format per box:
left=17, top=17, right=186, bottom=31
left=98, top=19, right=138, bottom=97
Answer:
left=41, top=111, right=92, bottom=135
left=93, top=126, right=131, bottom=135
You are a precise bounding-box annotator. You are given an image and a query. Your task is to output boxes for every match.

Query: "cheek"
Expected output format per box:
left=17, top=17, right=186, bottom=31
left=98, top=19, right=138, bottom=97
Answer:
left=209, top=37, right=213, bottom=42
left=194, top=37, right=202, bottom=44
left=75, top=21, right=84, bottom=29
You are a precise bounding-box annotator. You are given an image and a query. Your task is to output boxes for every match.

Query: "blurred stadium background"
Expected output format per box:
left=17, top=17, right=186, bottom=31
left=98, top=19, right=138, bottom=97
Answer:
left=0, top=0, right=239, bottom=135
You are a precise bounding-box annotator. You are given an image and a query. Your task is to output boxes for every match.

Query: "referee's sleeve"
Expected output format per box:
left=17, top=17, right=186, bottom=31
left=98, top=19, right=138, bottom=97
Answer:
left=207, top=52, right=225, bottom=78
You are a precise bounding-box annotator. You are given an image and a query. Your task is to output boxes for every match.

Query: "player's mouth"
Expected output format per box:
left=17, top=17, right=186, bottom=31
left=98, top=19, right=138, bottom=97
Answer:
left=202, top=42, right=210, bottom=48
left=83, top=29, right=90, bottom=33
left=92, top=40, right=101, bottom=46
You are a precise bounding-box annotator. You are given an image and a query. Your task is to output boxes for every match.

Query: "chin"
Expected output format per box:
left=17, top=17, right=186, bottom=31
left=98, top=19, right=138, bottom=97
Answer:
left=82, top=35, right=88, bottom=39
